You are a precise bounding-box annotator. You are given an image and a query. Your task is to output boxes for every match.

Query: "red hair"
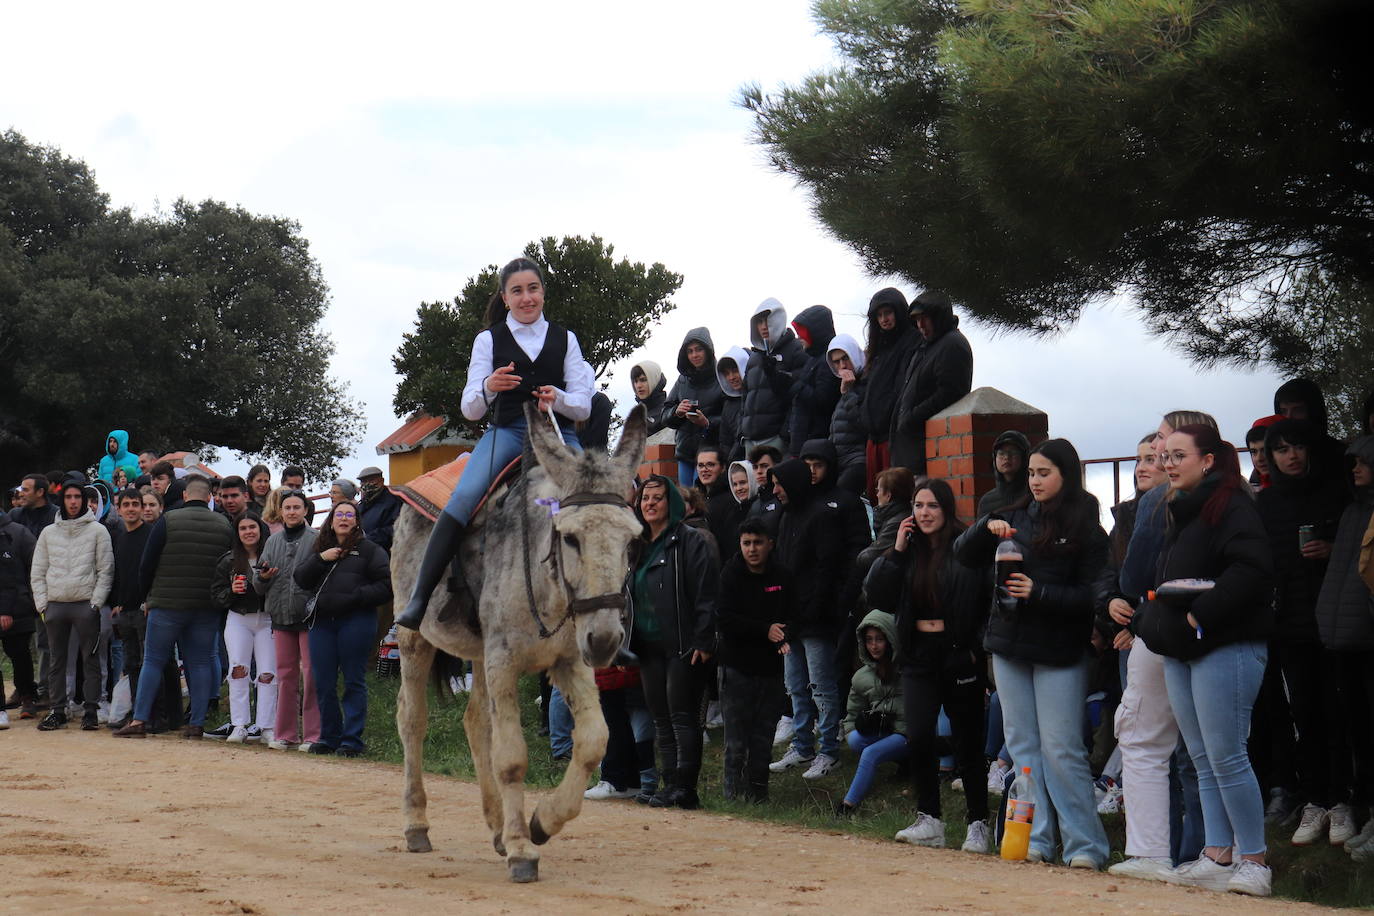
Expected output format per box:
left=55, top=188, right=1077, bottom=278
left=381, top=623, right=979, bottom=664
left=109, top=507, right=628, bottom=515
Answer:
left=1174, top=424, right=1245, bottom=526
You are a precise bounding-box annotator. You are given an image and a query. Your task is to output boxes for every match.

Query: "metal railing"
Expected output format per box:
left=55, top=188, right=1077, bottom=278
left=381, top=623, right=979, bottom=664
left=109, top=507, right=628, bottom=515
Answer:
left=1082, top=448, right=1252, bottom=512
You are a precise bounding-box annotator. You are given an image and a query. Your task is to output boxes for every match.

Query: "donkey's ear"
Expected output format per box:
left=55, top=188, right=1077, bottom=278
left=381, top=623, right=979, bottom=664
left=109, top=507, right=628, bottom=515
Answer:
left=524, top=402, right=575, bottom=487
left=612, top=404, right=648, bottom=480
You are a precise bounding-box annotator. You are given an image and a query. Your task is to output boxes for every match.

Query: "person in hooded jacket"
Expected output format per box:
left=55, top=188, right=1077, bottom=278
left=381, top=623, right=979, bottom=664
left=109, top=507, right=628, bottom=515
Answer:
left=1314, top=437, right=1374, bottom=856
left=663, top=328, right=724, bottom=486
left=294, top=499, right=392, bottom=756
left=739, top=299, right=807, bottom=456
left=890, top=291, right=973, bottom=474
left=867, top=478, right=992, bottom=851
left=955, top=438, right=1111, bottom=868
left=0, top=512, right=38, bottom=725
left=1273, top=378, right=1349, bottom=478
left=834, top=610, right=908, bottom=813
left=97, top=430, right=141, bottom=488
left=861, top=288, right=923, bottom=501
left=826, top=333, right=868, bottom=496
left=716, top=460, right=757, bottom=564
left=1256, top=419, right=1354, bottom=846
left=628, top=475, right=719, bottom=809
left=630, top=360, right=671, bottom=440
left=856, top=467, right=916, bottom=579
left=784, top=306, right=841, bottom=459
left=1129, top=424, right=1275, bottom=896
left=580, top=390, right=614, bottom=452
left=712, top=345, right=749, bottom=462
left=977, top=430, right=1031, bottom=517
left=744, top=445, right=786, bottom=538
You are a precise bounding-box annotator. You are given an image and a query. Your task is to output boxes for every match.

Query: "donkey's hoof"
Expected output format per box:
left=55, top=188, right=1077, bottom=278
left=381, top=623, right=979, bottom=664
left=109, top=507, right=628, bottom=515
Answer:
left=492, top=833, right=506, bottom=857
left=529, top=812, right=550, bottom=846
left=404, top=827, right=432, bottom=853
left=508, top=857, right=539, bottom=883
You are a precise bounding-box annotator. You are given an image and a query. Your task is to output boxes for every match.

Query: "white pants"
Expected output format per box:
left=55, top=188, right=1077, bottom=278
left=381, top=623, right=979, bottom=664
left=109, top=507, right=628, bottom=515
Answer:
left=1115, top=640, right=1178, bottom=858
left=225, top=611, right=277, bottom=730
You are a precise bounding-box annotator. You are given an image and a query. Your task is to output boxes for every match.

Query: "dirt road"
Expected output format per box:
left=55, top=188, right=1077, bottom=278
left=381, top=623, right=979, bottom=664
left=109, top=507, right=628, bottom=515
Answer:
left=0, top=723, right=1330, bottom=915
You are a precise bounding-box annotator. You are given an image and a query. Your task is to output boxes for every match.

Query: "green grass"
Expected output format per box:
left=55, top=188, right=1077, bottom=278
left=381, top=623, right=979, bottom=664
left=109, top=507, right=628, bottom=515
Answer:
left=7, top=651, right=1373, bottom=907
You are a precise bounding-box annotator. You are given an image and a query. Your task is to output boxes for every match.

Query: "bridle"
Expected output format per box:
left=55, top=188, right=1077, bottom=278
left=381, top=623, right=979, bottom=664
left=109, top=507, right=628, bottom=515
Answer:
left=518, top=482, right=631, bottom=640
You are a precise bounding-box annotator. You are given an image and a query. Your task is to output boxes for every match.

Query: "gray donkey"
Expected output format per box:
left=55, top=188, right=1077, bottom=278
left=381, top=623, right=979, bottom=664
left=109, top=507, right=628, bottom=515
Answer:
left=393, top=402, right=647, bottom=883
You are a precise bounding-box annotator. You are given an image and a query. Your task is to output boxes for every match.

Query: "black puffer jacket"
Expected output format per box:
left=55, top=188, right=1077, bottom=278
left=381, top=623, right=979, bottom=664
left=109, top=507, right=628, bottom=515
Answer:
left=866, top=545, right=991, bottom=671
left=1273, top=378, right=1349, bottom=478
left=1132, top=474, right=1274, bottom=660
left=826, top=333, right=867, bottom=472
left=293, top=537, right=393, bottom=619
left=955, top=500, right=1110, bottom=667
left=1257, top=427, right=1348, bottom=646
left=976, top=430, right=1031, bottom=517
left=632, top=360, right=670, bottom=438
left=784, top=306, right=841, bottom=457
left=890, top=293, right=974, bottom=471
left=859, top=288, right=921, bottom=445
left=857, top=500, right=907, bottom=582
left=211, top=551, right=266, bottom=615
left=740, top=299, right=807, bottom=446
left=711, top=345, right=749, bottom=461
left=0, top=516, right=37, bottom=635
left=662, top=327, right=724, bottom=464
left=1315, top=436, right=1374, bottom=651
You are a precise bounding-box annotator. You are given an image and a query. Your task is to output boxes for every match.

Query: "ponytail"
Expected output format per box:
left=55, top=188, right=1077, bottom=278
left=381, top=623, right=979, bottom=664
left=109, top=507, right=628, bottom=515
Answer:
left=1174, top=424, right=1245, bottom=526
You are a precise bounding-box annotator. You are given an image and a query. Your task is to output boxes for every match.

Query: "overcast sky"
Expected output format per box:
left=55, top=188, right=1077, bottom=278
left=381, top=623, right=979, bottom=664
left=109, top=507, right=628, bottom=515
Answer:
left=4, top=1, right=1283, bottom=505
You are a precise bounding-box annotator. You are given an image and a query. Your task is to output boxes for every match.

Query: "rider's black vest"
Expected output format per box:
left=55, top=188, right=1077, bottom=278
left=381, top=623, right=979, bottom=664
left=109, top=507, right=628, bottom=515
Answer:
left=488, top=319, right=573, bottom=429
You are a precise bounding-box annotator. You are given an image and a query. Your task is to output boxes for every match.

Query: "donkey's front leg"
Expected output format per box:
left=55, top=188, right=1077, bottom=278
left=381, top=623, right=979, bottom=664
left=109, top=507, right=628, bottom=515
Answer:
left=397, top=630, right=436, bottom=853
left=531, top=660, right=606, bottom=845
left=483, top=649, right=538, bottom=882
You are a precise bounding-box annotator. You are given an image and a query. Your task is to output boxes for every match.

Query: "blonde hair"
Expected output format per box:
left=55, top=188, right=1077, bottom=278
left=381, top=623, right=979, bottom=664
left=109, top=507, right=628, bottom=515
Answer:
left=1162, top=410, right=1218, bottom=433
left=262, top=486, right=289, bottom=525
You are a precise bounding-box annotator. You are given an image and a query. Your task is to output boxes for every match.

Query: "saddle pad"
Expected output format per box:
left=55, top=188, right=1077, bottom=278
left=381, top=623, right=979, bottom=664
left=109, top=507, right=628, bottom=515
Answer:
left=389, top=454, right=522, bottom=523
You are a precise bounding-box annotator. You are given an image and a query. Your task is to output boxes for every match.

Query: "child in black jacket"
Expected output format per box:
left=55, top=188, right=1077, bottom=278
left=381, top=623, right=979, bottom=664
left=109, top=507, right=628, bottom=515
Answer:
left=717, top=519, right=792, bottom=801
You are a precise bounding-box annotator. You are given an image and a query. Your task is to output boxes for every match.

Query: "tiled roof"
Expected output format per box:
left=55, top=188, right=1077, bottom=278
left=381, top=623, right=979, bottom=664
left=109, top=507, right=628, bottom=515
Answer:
left=375, top=414, right=447, bottom=455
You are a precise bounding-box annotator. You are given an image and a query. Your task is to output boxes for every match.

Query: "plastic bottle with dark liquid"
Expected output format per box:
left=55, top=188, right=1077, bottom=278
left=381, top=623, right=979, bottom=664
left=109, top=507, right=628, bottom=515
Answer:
left=995, top=540, right=1024, bottom=615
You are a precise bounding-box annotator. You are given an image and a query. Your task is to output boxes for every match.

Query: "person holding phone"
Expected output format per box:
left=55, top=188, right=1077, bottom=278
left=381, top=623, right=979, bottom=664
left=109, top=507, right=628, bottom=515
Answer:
left=627, top=475, right=719, bottom=809
left=394, top=257, right=595, bottom=630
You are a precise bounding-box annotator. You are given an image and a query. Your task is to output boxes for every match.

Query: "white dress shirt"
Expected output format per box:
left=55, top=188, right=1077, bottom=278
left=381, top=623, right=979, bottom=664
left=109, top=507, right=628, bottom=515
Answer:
left=459, top=311, right=595, bottom=424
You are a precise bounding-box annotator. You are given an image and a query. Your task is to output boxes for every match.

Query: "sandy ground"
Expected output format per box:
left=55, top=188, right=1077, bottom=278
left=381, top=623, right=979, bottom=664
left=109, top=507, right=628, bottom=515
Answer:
left=0, top=722, right=1335, bottom=915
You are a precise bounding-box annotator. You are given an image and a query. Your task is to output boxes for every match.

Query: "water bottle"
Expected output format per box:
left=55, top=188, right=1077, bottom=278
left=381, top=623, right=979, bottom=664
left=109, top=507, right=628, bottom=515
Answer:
left=1001, top=766, right=1036, bottom=861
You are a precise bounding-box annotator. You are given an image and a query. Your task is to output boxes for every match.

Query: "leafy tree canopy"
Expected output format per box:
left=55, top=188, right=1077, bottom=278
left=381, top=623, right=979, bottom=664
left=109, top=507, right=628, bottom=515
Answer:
left=392, top=235, right=682, bottom=438
left=0, top=129, right=365, bottom=484
left=744, top=0, right=1374, bottom=434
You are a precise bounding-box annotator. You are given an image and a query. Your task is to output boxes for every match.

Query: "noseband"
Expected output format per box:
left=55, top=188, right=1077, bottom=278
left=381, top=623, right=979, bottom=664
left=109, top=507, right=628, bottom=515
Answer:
left=519, top=487, right=630, bottom=639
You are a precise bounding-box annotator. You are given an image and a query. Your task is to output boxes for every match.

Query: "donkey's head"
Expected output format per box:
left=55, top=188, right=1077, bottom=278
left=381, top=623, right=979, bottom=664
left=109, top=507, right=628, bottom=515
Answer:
left=526, top=402, right=648, bottom=668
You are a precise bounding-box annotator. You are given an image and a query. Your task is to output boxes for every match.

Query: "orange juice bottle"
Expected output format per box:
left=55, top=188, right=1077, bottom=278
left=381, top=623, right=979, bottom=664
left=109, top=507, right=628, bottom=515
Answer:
left=1000, top=766, right=1036, bottom=861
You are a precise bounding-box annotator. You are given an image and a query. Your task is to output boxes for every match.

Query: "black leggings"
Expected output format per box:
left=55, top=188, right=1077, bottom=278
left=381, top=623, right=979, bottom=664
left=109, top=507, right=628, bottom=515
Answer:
left=639, top=652, right=706, bottom=787
left=901, top=633, right=989, bottom=823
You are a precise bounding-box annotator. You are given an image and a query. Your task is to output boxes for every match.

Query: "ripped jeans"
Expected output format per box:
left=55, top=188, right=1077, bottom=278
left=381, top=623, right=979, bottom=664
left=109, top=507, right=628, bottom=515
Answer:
left=225, top=610, right=277, bottom=731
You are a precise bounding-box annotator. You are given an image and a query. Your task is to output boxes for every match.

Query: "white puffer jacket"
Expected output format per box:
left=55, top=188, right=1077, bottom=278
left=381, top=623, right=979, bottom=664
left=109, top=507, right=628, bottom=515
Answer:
left=31, top=511, right=114, bottom=612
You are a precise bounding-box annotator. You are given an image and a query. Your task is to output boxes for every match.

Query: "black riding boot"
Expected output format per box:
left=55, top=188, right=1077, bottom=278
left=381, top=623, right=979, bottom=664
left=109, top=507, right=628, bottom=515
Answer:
left=394, top=513, right=465, bottom=630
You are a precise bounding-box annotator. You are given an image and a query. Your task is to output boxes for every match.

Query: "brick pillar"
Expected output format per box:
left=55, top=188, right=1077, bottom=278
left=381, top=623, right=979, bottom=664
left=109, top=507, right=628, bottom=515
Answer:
left=923, top=387, right=1049, bottom=523
left=638, top=430, right=678, bottom=481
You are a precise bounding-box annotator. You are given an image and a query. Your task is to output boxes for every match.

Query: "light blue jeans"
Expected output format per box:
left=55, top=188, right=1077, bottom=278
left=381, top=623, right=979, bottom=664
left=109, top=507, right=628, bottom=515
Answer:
left=443, top=418, right=581, bottom=525
left=992, top=652, right=1109, bottom=866
left=785, top=635, right=842, bottom=758
left=1163, top=640, right=1268, bottom=856
left=549, top=686, right=573, bottom=758
left=843, top=731, right=909, bottom=806
left=677, top=461, right=697, bottom=487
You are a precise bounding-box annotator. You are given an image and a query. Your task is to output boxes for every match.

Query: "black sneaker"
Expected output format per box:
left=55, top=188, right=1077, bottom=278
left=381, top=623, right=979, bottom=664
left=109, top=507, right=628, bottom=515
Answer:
left=37, top=711, right=68, bottom=731
left=81, top=710, right=99, bottom=731
left=336, top=746, right=363, bottom=758
left=205, top=722, right=235, bottom=740
left=308, top=743, right=335, bottom=755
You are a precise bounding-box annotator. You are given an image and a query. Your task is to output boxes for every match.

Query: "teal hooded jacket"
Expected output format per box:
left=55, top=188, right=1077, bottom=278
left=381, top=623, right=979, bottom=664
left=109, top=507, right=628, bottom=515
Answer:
left=97, top=429, right=140, bottom=485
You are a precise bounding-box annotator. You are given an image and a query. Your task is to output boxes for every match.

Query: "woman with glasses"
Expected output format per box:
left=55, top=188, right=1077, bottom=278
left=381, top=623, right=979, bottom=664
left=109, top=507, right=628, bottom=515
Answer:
left=293, top=499, right=392, bottom=757
left=1133, top=425, right=1275, bottom=896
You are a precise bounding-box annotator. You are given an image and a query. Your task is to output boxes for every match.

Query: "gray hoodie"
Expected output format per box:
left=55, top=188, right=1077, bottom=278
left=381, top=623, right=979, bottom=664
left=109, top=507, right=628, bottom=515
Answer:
left=740, top=299, right=806, bottom=445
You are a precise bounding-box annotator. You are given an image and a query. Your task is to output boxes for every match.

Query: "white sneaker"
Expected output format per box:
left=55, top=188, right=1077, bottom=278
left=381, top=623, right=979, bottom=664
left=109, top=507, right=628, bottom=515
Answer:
left=1329, top=803, right=1356, bottom=845
left=1346, top=814, right=1374, bottom=852
left=267, top=738, right=296, bottom=751
left=1226, top=859, right=1272, bottom=897
left=1292, top=803, right=1330, bottom=846
left=951, top=778, right=964, bottom=793
left=584, top=780, right=638, bottom=800
left=895, top=812, right=945, bottom=847
left=96, top=700, right=111, bottom=725
left=769, top=747, right=813, bottom=772
left=245, top=724, right=264, bottom=743
left=773, top=716, right=795, bottom=746
left=802, top=753, right=838, bottom=780
left=961, top=819, right=990, bottom=853
left=1096, top=782, right=1123, bottom=815
left=1352, top=839, right=1374, bottom=862
left=705, top=701, right=723, bottom=729
left=449, top=675, right=468, bottom=694
left=1107, top=856, right=1174, bottom=882
left=1163, top=856, right=1234, bottom=892
left=986, top=760, right=1009, bottom=796
left=0, top=709, right=9, bottom=729
left=298, top=742, right=314, bottom=753
left=258, top=728, right=274, bottom=746
left=226, top=725, right=249, bottom=744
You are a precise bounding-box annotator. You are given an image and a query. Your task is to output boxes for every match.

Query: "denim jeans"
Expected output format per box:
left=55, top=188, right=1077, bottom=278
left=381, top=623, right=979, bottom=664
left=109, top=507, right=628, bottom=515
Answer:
left=134, top=609, right=219, bottom=726
left=1163, top=640, right=1268, bottom=856
left=985, top=690, right=1011, bottom=765
left=309, top=610, right=375, bottom=751
left=1170, top=737, right=1205, bottom=864
left=677, top=461, right=697, bottom=488
left=785, top=635, right=842, bottom=758
left=992, top=652, right=1109, bottom=866
left=843, top=731, right=910, bottom=806
left=549, top=686, right=573, bottom=758
left=443, top=418, right=581, bottom=525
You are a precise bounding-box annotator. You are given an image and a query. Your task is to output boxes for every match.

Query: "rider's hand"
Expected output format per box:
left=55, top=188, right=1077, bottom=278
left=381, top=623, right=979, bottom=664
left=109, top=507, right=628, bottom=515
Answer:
left=485, top=362, right=523, bottom=393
